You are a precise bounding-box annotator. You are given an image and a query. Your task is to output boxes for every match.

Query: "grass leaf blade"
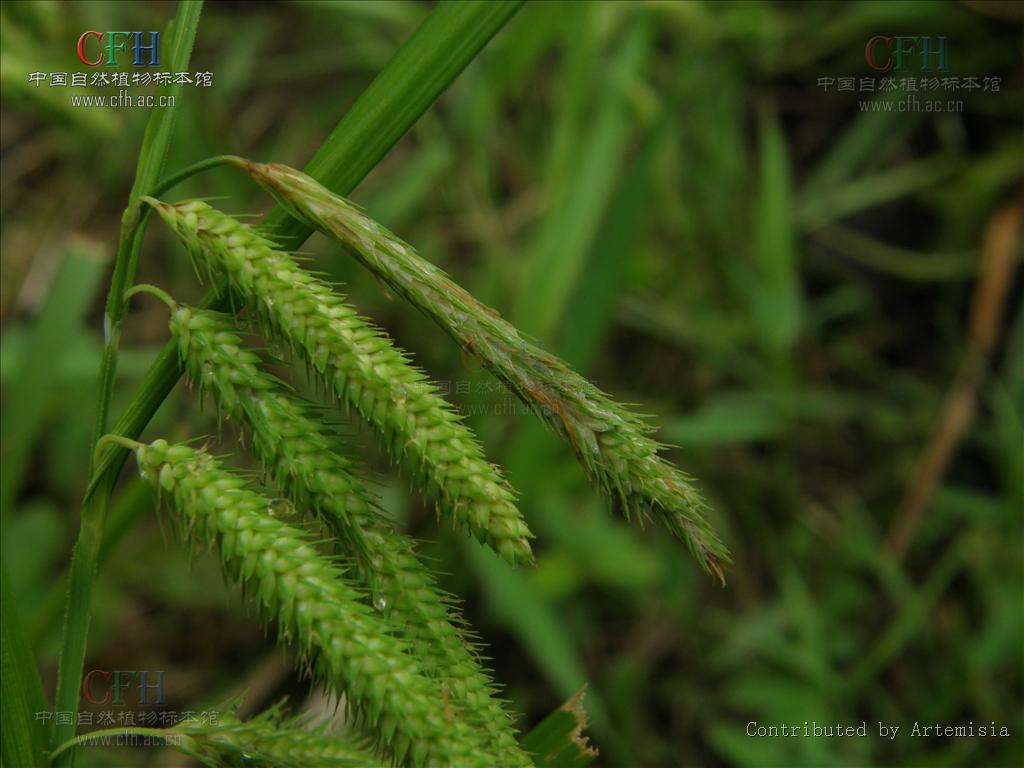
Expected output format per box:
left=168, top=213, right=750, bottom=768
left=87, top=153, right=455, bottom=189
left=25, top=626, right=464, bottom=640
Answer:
left=1, top=561, right=49, bottom=768
left=263, top=0, right=524, bottom=251
left=520, top=688, right=598, bottom=768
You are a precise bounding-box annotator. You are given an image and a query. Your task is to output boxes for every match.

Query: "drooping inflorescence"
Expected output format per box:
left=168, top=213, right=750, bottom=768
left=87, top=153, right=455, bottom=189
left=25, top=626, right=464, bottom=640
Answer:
left=233, top=160, right=730, bottom=580
left=144, top=196, right=535, bottom=567
left=165, top=304, right=532, bottom=766
left=131, top=438, right=497, bottom=768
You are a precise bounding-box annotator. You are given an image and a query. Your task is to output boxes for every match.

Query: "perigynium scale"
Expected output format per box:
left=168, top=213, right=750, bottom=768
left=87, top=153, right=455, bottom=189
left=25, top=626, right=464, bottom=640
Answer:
left=232, top=160, right=730, bottom=580
left=162, top=302, right=532, bottom=766
left=130, top=438, right=497, bottom=768
left=143, top=196, right=535, bottom=567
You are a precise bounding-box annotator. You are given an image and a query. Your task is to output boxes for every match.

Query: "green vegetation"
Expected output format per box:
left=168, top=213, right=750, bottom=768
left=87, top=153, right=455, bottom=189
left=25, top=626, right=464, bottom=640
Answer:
left=1, top=1, right=1020, bottom=767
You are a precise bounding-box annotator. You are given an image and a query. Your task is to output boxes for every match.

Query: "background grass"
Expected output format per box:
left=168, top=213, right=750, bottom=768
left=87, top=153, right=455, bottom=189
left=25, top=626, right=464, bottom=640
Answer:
left=1, top=1, right=1021, bottom=766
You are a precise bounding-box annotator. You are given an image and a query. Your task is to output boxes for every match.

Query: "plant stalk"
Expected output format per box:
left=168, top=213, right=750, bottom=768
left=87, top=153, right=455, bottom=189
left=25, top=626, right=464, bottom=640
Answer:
left=52, top=4, right=204, bottom=763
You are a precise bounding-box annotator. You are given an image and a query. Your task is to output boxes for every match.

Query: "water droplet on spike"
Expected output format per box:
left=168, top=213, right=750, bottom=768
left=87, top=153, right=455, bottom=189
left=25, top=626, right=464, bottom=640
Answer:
left=267, top=498, right=295, bottom=518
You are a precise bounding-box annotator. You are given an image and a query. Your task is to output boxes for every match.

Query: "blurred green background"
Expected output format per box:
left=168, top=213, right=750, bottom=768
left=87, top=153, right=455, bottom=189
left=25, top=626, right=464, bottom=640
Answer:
left=1, top=1, right=1022, bottom=766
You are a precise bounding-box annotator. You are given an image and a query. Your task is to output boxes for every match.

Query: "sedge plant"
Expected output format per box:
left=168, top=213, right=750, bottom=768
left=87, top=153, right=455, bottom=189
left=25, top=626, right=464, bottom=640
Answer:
left=21, top=2, right=731, bottom=767
left=84, top=173, right=728, bottom=766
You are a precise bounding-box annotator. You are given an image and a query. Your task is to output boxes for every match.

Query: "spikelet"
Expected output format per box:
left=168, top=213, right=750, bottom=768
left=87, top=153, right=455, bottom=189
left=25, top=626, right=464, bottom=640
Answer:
left=172, top=702, right=385, bottom=767
left=132, top=438, right=497, bottom=768
left=234, top=160, right=730, bottom=580
left=144, top=197, right=534, bottom=567
left=168, top=304, right=532, bottom=766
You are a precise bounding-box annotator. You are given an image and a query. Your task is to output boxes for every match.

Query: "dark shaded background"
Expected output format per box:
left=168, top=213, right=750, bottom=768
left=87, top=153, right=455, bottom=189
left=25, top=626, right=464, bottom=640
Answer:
left=1, top=1, right=1022, bottom=766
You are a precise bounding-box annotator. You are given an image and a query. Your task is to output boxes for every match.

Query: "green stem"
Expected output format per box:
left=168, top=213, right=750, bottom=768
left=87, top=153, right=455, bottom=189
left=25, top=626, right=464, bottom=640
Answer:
left=90, top=1, right=206, bottom=463
left=123, top=284, right=177, bottom=311
left=150, top=154, right=244, bottom=199
left=53, top=4, right=205, bottom=764
left=92, top=435, right=144, bottom=469
left=52, top=3, right=521, bottom=766
left=50, top=491, right=110, bottom=766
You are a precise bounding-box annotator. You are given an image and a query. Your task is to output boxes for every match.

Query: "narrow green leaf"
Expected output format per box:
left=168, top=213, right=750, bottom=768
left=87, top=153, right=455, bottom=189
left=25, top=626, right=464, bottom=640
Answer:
left=514, top=17, right=649, bottom=341
left=752, top=103, right=801, bottom=352
left=0, top=21, right=120, bottom=138
left=467, top=543, right=612, bottom=741
left=261, top=0, right=525, bottom=250
left=1, top=562, right=49, bottom=768
left=361, top=138, right=453, bottom=228
left=468, top=543, right=588, bottom=697
left=30, top=480, right=152, bottom=649
left=0, top=240, right=108, bottom=520
left=4, top=503, right=63, bottom=635
left=798, top=156, right=957, bottom=229
left=559, top=113, right=666, bottom=371
left=847, top=539, right=969, bottom=693
left=521, top=688, right=597, bottom=768
left=662, top=389, right=852, bottom=447
left=812, top=223, right=977, bottom=282
left=801, top=109, right=913, bottom=200
left=128, top=2, right=206, bottom=206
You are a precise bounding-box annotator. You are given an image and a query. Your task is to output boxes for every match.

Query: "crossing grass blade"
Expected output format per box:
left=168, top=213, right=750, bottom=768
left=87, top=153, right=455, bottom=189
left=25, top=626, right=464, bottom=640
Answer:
left=1, top=562, right=49, bottom=768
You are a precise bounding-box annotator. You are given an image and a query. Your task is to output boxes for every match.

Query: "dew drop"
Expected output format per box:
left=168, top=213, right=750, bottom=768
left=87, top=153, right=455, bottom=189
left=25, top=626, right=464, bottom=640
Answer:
left=373, top=592, right=387, bottom=612
left=267, top=498, right=295, bottom=518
